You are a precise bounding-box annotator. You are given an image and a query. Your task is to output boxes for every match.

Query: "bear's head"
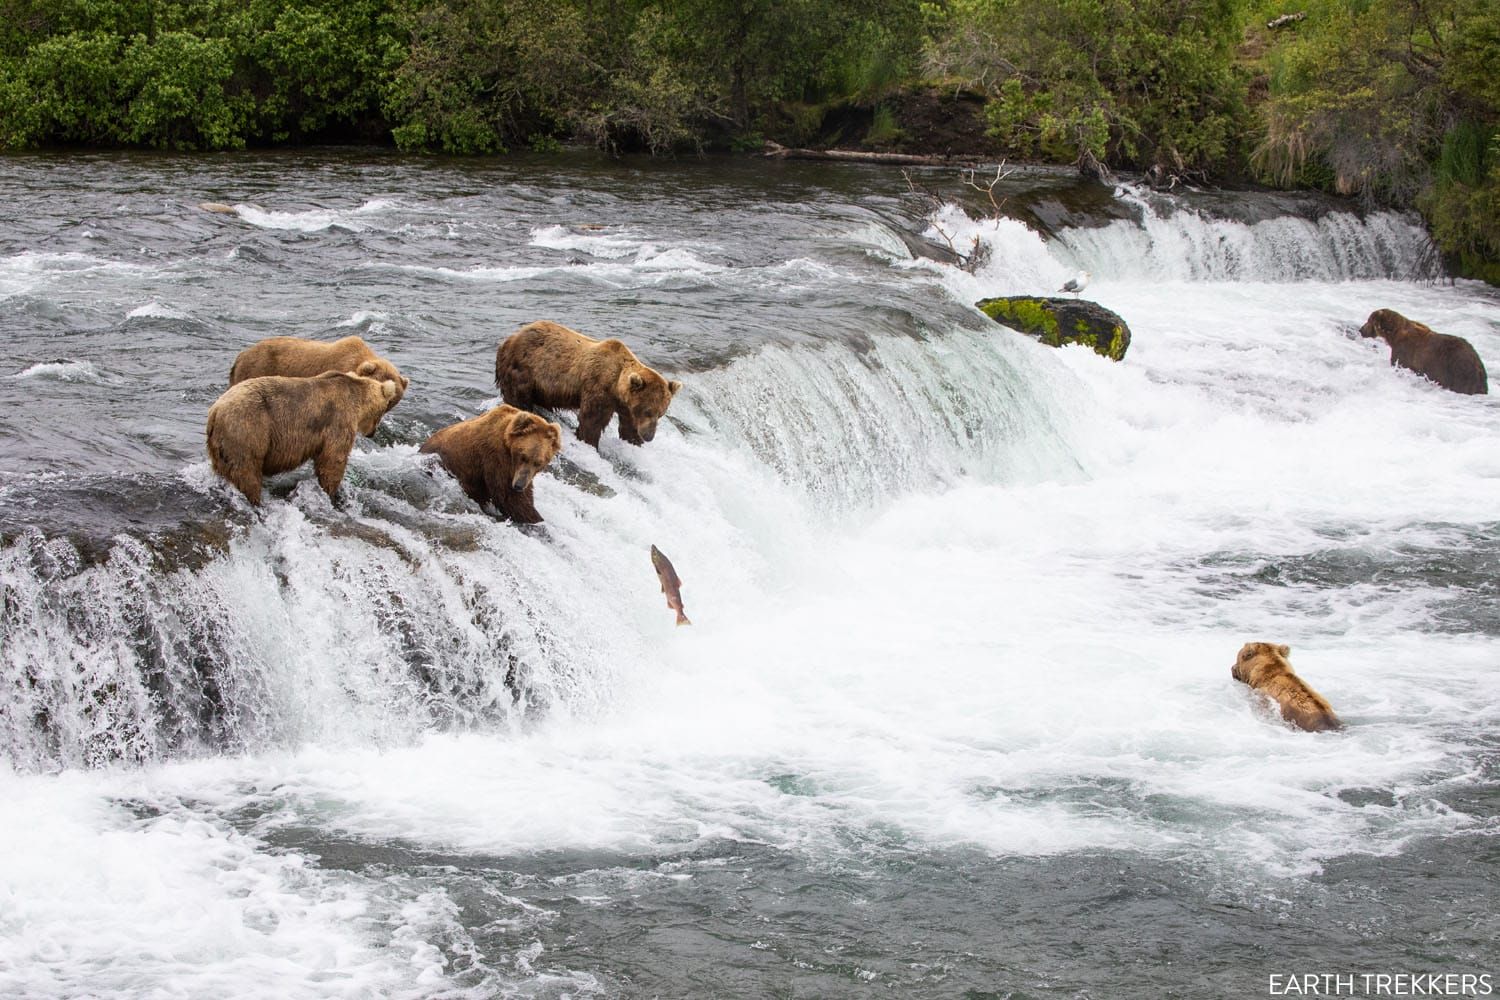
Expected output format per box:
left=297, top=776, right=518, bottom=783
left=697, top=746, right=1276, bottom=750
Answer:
left=1232, top=641, right=1290, bottom=683
left=1359, top=309, right=1403, bottom=341
left=617, top=367, right=683, bottom=442
left=352, top=376, right=401, bottom=436
left=355, top=358, right=410, bottom=411
left=505, top=411, right=563, bottom=492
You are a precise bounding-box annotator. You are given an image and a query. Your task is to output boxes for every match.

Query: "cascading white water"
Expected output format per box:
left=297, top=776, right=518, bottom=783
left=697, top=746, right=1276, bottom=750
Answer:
left=922, top=185, right=1440, bottom=290
left=0, top=191, right=1483, bottom=775
left=1, top=316, right=1098, bottom=771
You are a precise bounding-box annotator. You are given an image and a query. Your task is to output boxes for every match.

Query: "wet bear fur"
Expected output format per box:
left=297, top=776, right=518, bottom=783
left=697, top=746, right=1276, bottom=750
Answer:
left=229, top=335, right=411, bottom=417
left=1231, top=642, right=1342, bottom=733
left=420, top=405, right=564, bottom=523
left=494, top=321, right=682, bottom=449
left=1360, top=309, right=1488, bottom=395
left=206, top=371, right=399, bottom=505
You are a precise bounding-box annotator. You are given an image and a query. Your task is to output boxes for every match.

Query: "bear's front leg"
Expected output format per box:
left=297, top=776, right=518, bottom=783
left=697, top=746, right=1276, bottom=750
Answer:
left=497, top=486, right=544, bottom=524
left=615, top=409, right=644, bottom=446
left=576, top=398, right=614, bottom=449
left=314, top=436, right=354, bottom=500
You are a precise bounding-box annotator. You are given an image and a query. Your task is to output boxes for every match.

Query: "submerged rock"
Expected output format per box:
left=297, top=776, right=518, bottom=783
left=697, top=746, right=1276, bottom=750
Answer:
left=975, top=296, right=1131, bottom=361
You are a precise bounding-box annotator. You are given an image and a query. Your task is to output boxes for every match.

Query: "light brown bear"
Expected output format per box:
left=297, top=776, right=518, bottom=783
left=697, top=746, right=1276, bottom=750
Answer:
left=420, top=405, right=564, bottom=523
left=494, top=321, right=682, bottom=450
left=229, top=335, right=411, bottom=419
left=1360, top=309, right=1488, bottom=395
left=205, top=371, right=400, bottom=505
left=1231, top=642, right=1342, bottom=733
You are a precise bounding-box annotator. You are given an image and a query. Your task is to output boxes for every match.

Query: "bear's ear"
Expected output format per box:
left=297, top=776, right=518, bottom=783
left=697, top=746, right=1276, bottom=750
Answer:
left=1276, top=644, right=1291, bottom=657
left=668, top=379, right=682, bottom=396
left=380, top=379, right=398, bottom=401
left=356, top=360, right=379, bottom=377
left=400, top=375, right=410, bottom=390
left=628, top=372, right=645, bottom=391
left=509, top=411, right=538, bottom=433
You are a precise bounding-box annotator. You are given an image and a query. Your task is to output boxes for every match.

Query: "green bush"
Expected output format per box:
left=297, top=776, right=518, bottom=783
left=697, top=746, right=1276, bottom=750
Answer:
left=935, top=0, right=1248, bottom=177
left=120, top=32, right=249, bottom=149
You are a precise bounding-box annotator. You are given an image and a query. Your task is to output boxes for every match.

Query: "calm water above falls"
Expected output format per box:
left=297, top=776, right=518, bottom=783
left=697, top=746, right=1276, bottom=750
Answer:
left=1, top=151, right=1498, bottom=998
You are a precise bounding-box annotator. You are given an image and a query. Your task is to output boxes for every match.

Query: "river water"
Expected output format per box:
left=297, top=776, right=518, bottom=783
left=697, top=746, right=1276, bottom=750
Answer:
left=1, top=151, right=1497, bottom=998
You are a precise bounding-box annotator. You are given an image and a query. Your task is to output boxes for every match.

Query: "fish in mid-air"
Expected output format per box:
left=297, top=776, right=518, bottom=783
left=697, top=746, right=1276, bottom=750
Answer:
left=1058, top=270, right=1090, bottom=296
left=650, top=545, right=691, bottom=626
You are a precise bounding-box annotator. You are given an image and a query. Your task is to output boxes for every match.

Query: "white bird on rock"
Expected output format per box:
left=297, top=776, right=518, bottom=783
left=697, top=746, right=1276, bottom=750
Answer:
left=1058, top=270, right=1090, bottom=296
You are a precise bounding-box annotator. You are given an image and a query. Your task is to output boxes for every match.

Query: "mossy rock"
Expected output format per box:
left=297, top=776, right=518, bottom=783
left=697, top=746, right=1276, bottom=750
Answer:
left=976, top=296, right=1131, bottom=361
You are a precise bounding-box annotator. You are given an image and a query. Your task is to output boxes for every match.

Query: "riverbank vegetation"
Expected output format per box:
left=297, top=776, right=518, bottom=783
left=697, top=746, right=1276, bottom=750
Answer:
left=0, top=0, right=1494, bottom=278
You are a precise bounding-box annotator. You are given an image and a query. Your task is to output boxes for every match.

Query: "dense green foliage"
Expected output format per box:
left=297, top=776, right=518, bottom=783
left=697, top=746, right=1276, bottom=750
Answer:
left=0, top=0, right=404, bottom=148
left=925, top=0, right=1247, bottom=178
left=1253, top=0, right=1499, bottom=280
left=0, top=0, right=1495, bottom=275
left=0, top=0, right=925, bottom=154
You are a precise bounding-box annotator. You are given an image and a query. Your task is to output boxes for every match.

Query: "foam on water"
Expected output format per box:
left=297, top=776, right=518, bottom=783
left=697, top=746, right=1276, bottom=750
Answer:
left=237, top=198, right=400, bottom=233
left=0, top=765, right=505, bottom=998
left=5, top=359, right=105, bottom=383
left=0, top=251, right=158, bottom=301
left=126, top=301, right=191, bottom=321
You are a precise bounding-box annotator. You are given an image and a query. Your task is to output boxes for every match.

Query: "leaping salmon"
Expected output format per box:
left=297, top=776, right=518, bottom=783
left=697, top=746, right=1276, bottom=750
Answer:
left=650, top=545, right=691, bottom=626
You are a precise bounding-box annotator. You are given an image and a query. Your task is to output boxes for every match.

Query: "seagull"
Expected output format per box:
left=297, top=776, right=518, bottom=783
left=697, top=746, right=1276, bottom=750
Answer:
left=1058, top=270, right=1090, bottom=297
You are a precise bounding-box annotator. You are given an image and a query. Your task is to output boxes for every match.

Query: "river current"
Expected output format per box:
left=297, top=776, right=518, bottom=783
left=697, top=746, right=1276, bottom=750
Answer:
left=1, top=151, right=1497, bottom=998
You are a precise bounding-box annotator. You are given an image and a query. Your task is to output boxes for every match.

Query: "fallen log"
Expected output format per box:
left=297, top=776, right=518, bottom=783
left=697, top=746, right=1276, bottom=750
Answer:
left=762, top=141, right=980, bottom=167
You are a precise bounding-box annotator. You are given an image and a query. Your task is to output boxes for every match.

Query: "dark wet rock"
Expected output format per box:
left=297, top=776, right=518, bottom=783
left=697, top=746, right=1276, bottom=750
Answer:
left=0, top=475, right=247, bottom=569
left=550, top=456, right=617, bottom=499
left=976, top=296, right=1132, bottom=361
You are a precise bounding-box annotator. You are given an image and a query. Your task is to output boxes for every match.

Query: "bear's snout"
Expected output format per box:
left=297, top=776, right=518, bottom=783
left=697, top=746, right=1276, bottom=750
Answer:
left=510, top=470, right=534, bottom=492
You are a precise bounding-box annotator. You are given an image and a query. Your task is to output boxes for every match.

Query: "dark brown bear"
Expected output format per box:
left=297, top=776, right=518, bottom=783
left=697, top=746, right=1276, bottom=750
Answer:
left=205, top=371, right=400, bottom=505
left=1231, top=642, right=1342, bottom=733
left=420, top=405, right=564, bottom=523
left=495, top=321, right=682, bottom=449
left=1360, top=309, right=1488, bottom=395
left=229, top=335, right=411, bottom=418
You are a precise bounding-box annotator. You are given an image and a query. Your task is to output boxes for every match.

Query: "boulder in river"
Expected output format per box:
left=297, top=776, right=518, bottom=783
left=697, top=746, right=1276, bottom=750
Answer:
left=975, top=295, right=1131, bottom=361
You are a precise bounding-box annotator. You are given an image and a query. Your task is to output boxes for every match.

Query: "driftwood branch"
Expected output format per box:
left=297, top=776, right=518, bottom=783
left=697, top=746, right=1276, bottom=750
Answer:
left=903, top=162, right=1012, bottom=274
left=963, top=161, right=1015, bottom=216
left=763, top=141, right=981, bottom=167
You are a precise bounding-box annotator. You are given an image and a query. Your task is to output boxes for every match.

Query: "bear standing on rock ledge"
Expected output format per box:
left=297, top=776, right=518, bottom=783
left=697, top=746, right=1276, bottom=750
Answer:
left=206, top=371, right=401, bottom=505
left=495, top=321, right=682, bottom=450
left=420, top=405, right=564, bottom=524
left=1360, top=309, right=1488, bottom=395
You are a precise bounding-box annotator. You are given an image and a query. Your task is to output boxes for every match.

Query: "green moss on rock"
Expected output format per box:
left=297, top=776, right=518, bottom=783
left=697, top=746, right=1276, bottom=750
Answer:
left=976, top=295, right=1131, bottom=361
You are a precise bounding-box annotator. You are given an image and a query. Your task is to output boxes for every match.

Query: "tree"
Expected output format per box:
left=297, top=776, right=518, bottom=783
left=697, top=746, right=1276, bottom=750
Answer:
left=925, top=0, right=1247, bottom=178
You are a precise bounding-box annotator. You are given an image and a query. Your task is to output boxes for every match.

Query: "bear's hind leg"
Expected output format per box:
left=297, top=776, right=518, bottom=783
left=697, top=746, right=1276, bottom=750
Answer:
left=222, top=459, right=263, bottom=505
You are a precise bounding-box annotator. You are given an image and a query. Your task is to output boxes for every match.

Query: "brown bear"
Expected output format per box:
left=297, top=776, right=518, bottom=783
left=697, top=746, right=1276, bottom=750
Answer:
left=1231, top=642, right=1342, bottom=733
left=420, top=405, right=564, bottom=523
left=205, top=371, right=400, bottom=505
left=494, top=321, right=682, bottom=449
left=1360, top=309, right=1488, bottom=395
left=229, top=335, right=411, bottom=418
